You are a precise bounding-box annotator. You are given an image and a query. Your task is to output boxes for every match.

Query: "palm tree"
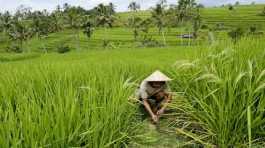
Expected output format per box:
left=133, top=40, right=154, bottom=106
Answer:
left=83, top=18, right=94, bottom=39
left=128, top=1, right=141, bottom=41
left=108, top=3, right=116, bottom=15
left=177, top=0, right=196, bottom=22
left=1, top=11, right=12, bottom=35
left=50, top=6, right=63, bottom=32
left=192, top=7, right=201, bottom=39
left=151, top=0, right=167, bottom=45
left=8, top=19, right=31, bottom=52
left=128, top=1, right=140, bottom=11
left=31, top=11, right=42, bottom=38
left=30, top=11, right=51, bottom=52
left=65, top=6, right=85, bottom=50
left=139, top=18, right=153, bottom=44
left=95, top=3, right=115, bottom=47
left=0, top=11, right=13, bottom=46
left=0, top=13, right=2, bottom=31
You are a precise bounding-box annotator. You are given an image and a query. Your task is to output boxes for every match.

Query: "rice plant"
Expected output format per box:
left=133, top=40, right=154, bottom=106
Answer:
left=170, top=39, right=265, bottom=147
left=0, top=38, right=265, bottom=147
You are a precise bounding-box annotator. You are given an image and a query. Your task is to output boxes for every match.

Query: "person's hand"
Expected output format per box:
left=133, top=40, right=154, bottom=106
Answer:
left=157, top=109, right=164, bottom=117
left=152, top=115, right=159, bottom=124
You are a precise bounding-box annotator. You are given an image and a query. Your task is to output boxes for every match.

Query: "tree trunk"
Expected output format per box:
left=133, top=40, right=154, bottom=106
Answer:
left=20, top=39, right=23, bottom=52
left=3, top=28, right=10, bottom=47
left=103, top=26, right=107, bottom=48
left=180, top=23, right=183, bottom=46
left=188, top=30, right=191, bottom=46
left=162, top=29, right=166, bottom=46
left=75, top=28, right=80, bottom=51
left=41, top=37, right=47, bottom=53
left=134, top=28, right=137, bottom=41
left=104, top=26, right=107, bottom=41
left=133, top=13, right=136, bottom=41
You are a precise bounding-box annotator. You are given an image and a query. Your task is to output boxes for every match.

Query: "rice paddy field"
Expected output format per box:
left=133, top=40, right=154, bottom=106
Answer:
left=1, top=4, right=265, bottom=148
left=0, top=37, right=265, bottom=147
left=1, top=5, right=265, bottom=52
left=118, top=4, right=265, bottom=29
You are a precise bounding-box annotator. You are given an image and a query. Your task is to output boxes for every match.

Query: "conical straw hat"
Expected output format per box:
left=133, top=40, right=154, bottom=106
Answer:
left=145, top=70, right=172, bottom=82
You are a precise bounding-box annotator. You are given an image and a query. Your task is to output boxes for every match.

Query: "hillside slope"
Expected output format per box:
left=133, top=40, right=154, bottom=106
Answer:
left=118, top=4, right=265, bottom=29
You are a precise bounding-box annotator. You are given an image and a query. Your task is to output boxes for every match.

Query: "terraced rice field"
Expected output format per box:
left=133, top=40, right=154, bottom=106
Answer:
left=1, top=4, right=265, bottom=148
left=119, top=4, right=265, bottom=29
left=1, top=38, right=265, bottom=147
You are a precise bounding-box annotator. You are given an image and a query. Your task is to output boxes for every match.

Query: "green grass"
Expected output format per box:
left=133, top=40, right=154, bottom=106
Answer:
left=1, top=26, right=258, bottom=53
left=0, top=27, right=208, bottom=52
left=1, top=4, right=264, bottom=52
left=0, top=53, right=40, bottom=62
left=170, top=38, right=265, bottom=147
left=0, top=45, right=202, bottom=147
left=201, top=5, right=265, bottom=28
left=1, top=4, right=265, bottom=147
left=119, top=4, right=265, bottom=29
left=1, top=37, right=265, bottom=147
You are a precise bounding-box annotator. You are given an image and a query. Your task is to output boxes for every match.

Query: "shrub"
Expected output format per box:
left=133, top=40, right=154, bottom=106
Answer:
left=228, top=4, right=234, bottom=11
left=228, top=27, right=244, bottom=43
left=139, top=37, right=163, bottom=47
left=0, top=53, right=40, bottom=62
left=57, top=44, right=70, bottom=54
left=257, top=31, right=264, bottom=35
left=5, top=44, right=23, bottom=53
left=102, top=40, right=111, bottom=48
left=214, top=23, right=227, bottom=31
left=249, top=26, right=257, bottom=34
left=201, top=24, right=208, bottom=29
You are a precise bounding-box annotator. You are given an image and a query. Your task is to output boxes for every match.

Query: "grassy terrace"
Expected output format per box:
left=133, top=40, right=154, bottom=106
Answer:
left=118, top=4, right=265, bottom=29
left=1, top=38, right=265, bottom=147
left=1, top=3, right=265, bottom=148
left=0, top=28, right=207, bottom=52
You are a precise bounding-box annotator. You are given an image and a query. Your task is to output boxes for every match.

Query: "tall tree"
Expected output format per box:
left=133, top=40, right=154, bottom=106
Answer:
left=151, top=0, right=168, bottom=45
left=50, top=5, right=63, bottom=32
left=0, top=11, right=13, bottom=46
left=108, top=2, right=116, bottom=15
left=177, top=0, right=196, bottom=22
left=65, top=6, right=86, bottom=50
left=14, top=5, right=32, bottom=20
left=1, top=11, right=12, bottom=35
left=139, top=18, right=153, bottom=44
left=83, top=18, right=94, bottom=40
left=128, top=1, right=141, bottom=41
left=95, top=3, right=115, bottom=47
left=192, top=6, right=201, bottom=39
left=8, top=19, right=32, bottom=52
left=31, top=11, right=43, bottom=38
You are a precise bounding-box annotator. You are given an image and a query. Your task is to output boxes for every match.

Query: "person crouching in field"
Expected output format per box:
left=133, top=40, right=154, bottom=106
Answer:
left=137, top=70, right=172, bottom=124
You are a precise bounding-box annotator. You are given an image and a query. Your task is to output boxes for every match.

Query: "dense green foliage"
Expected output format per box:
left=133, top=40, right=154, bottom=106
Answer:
left=0, top=38, right=265, bottom=147
left=119, top=4, right=265, bottom=29
left=0, top=1, right=265, bottom=148
left=0, top=46, right=199, bottom=147
left=1, top=3, right=264, bottom=52
left=171, top=38, right=265, bottom=147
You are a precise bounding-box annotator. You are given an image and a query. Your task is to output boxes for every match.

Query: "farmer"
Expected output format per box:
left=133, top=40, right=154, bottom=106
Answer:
left=137, top=70, right=172, bottom=124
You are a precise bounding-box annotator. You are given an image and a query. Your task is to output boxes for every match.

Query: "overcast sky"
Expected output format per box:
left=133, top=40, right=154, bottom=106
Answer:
left=0, top=0, right=265, bottom=13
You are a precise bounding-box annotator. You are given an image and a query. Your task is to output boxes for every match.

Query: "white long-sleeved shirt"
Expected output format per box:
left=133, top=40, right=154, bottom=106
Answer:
left=137, top=80, right=170, bottom=99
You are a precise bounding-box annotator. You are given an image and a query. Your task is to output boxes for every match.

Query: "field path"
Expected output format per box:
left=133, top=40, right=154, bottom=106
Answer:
left=129, top=116, right=185, bottom=148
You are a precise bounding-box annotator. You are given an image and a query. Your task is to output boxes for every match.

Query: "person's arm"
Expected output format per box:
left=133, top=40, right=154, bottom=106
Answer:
left=143, top=99, right=158, bottom=123
left=157, top=93, right=172, bottom=116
